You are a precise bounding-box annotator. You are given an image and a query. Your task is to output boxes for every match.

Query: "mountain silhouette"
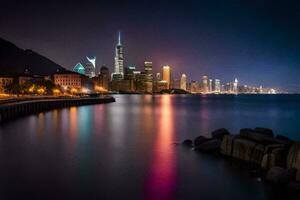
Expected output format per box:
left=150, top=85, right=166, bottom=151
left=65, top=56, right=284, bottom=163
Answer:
left=0, top=38, right=67, bottom=75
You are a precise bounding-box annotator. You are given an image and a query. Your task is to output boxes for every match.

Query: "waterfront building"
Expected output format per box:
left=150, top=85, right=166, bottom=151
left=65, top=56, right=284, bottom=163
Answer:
left=202, top=76, right=209, bottom=93
left=0, top=76, right=14, bottom=93
left=215, top=79, right=221, bottom=93
left=180, top=74, right=187, bottom=91
left=112, top=32, right=124, bottom=80
left=153, top=80, right=168, bottom=93
left=162, top=65, right=171, bottom=89
left=53, top=71, right=82, bottom=89
left=85, top=56, right=96, bottom=78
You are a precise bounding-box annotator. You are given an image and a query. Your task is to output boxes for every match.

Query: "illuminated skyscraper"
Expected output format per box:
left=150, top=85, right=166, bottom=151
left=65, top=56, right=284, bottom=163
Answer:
left=162, top=65, right=171, bottom=89
left=180, top=74, right=187, bottom=91
left=112, top=32, right=124, bottom=80
left=144, top=61, right=153, bottom=93
left=85, top=56, right=96, bottom=78
left=215, top=79, right=221, bottom=93
left=233, top=78, right=238, bottom=93
left=73, top=63, right=85, bottom=75
left=202, top=76, right=209, bottom=93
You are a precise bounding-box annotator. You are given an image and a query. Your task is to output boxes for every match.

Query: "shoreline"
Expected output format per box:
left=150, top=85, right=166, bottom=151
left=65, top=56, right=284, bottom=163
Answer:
left=0, top=96, right=115, bottom=123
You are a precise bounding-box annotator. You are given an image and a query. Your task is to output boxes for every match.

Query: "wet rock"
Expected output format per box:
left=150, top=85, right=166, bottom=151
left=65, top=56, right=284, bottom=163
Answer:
left=194, top=136, right=211, bottom=146
left=287, top=142, right=300, bottom=181
left=261, top=145, right=287, bottom=169
left=211, top=128, right=230, bottom=140
left=182, top=139, right=193, bottom=147
left=194, top=139, right=221, bottom=152
left=220, top=135, right=238, bottom=157
left=266, top=167, right=293, bottom=185
left=254, top=127, right=274, bottom=137
left=240, top=128, right=274, bottom=144
left=231, top=138, right=265, bottom=164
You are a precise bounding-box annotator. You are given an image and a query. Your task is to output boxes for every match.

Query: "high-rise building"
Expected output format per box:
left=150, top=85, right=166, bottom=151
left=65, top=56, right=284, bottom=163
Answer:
left=85, top=56, right=96, bottom=78
left=99, top=66, right=109, bottom=90
left=191, top=81, right=199, bottom=93
left=156, top=73, right=161, bottom=81
left=144, top=61, right=153, bottom=93
left=162, top=65, right=171, bottom=89
left=73, top=63, right=85, bottom=75
left=233, top=78, right=238, bottom=94
left=180, top=74, right=187, bottom=91
left=112, top=32, right=124, bottom=80
left=215, top=79, right=221, bottom=93
left=202, top=76, right=209, bottom=93
left=209, top=79, right=213, bottom=93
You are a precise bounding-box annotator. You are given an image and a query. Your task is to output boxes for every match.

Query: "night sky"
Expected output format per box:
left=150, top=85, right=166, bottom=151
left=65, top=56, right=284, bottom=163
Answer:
left=1, top=0, right=300, bottom=91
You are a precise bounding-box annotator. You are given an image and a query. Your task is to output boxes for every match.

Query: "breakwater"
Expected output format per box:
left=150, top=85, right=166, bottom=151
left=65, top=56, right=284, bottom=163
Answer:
left=183, top=127, right=300, bottom=197
left=0, top=96, right=115, bottom=123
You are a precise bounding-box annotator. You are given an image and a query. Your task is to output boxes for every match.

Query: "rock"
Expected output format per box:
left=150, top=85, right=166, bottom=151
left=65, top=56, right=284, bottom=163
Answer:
left=211, top=128, right=230, bottom=140
left=254, top=127, right=274, bottom=137
left=194, top=139, right=221, bottom=152
left=182, top=139, right=193, bottom=147
left=194, top=136, right=211, bottom=146
left=220, top=135, right=238, bottom=157
left=231, top=138, right=265, bottom=164
left=266, top=167, right=293, bottom=185
left=240, top=128, right=274, bottom=144
left=261, top=146, right=287, bottom=169
left=287, top=142, right=300, bottom=181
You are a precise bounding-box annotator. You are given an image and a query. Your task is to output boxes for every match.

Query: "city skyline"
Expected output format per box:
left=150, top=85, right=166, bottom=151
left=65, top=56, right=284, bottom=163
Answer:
left=1, top=1, right=300, bottom=92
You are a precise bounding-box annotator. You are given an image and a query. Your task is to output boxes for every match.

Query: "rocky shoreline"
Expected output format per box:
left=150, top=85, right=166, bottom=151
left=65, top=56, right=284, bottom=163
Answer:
left=183, top=128, right=300, bottom=198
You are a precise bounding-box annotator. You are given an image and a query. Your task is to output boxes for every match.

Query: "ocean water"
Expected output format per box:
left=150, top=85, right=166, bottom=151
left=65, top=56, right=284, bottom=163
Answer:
left=0, top=94, right=299, bottom=200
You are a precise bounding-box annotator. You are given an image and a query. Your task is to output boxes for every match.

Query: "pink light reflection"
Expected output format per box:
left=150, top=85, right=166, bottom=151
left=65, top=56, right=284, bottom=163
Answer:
left=145, top=95, right=176, bottom=200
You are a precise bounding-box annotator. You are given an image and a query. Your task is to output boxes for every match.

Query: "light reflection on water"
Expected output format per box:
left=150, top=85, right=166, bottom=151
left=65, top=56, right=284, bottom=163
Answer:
left=0, top=94, right=300, bottom=199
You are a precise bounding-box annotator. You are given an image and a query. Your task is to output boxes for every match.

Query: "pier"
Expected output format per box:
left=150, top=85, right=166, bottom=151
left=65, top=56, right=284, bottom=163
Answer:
left=0, top=96, right=115, bottom=123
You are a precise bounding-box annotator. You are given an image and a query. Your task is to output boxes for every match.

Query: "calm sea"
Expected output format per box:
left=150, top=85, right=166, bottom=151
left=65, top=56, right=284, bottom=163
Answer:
left=0, top=94, right=299, bottom=200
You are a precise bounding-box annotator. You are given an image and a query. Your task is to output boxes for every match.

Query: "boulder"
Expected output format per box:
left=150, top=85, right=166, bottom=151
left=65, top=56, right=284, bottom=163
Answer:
left=194, top=136, right=211, bottom=146
left=254, top=127, right=274, bottom=137
left=240, top=128, right=274, bottom=144
left=182, top=139, right=193, bottom=147
left=220, top=135, right=238, bottom=157
left=287, top=142, right=300, bottom=181
left=231, top=138, right=265, bottom=164
left=211, top=128, right=230, bottom=140
left=261, top=146, right=288, bottom=169
left=266, top=167, right=293, bottom=185
left=194, top=139, right=221, bottom=152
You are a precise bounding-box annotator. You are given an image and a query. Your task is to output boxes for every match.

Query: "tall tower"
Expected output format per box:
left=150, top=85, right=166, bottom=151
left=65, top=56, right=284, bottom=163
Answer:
left=180, top=74, right=187, bottom=91
left=112, top=31, right=124, bottom=80
left=162, top=65, right=171, bottom=89
left=85, top=56, right=96, bottom=78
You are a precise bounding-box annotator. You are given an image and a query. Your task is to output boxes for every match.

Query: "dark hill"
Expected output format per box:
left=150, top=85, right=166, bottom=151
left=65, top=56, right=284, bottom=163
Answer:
left=0, top=38, right=66, bottom=75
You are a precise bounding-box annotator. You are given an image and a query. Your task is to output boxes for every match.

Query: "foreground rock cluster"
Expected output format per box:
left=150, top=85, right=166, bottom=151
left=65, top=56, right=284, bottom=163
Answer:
left=183, top=128, right=300, bottom=195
